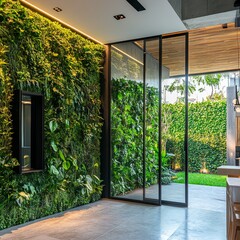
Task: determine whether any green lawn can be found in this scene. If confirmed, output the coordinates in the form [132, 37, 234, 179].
[173, 172, 227, 187]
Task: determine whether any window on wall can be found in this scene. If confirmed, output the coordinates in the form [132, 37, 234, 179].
[12, 90, 44, 173]
[22, 95, 32, 170]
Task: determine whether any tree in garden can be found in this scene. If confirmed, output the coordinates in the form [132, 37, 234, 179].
[165, 78, 197, 102]
[192, 74, 223, 100]
[165, 74, 224, 102]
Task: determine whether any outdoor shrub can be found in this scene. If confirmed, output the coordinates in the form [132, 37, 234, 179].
[166, 101, 226, 173]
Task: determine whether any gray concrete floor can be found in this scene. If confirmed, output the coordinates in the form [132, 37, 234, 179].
[0, 184, 226, 240]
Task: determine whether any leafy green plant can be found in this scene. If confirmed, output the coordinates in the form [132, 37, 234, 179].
[111, 78, 226, 196]
[111, 78, 177, 196]
[192, 74, 222, 99]
[0, 0, 103, 230]
[166, 100, 226, 172]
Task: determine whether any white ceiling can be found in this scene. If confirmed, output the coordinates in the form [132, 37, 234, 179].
[21, 0, 186, 44]
[184, 10, 236, 29]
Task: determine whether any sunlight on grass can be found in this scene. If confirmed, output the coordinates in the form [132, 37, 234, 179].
[173, 172, 227, 187]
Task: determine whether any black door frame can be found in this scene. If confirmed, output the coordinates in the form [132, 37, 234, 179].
[143, 37, 161, 205]
[161, 32, 189, 208]
[102, 32, 189, 207]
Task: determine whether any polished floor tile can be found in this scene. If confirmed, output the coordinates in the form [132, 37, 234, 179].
[0, 184, 226, 240]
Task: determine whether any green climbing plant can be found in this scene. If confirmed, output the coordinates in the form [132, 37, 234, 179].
[0, 0, 104, 230]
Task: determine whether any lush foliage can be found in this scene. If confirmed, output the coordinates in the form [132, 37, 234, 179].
[111, 78, 143, 195]
[167, 100, 226, 172]
[0, 0, 104, 229]
[111, 78, 226, 195]
[173, 172, 227, 187]
[111, 79, 175, 196]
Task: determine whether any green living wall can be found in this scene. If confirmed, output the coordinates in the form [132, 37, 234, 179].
[0, 0, 104, 229]
[111, 78, 173, 196]
[111, 78, 226, 195]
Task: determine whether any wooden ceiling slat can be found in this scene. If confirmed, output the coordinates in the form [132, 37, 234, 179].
[139, 22, 240, 76]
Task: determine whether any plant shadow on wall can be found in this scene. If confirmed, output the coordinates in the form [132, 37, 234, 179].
[0, 0, 104, 230]
[111, 77, 226, 196]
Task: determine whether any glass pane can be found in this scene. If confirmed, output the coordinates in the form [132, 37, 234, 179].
[144, 39, 160, 201]
[161, 35, 187, 203]
[22, 95, 31, 170]
[111, 41, 144, 201]
[188, 74, 227, 171]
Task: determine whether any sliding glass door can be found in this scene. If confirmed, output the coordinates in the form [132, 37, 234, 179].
[109, 33, 188, 207]
[110, 40, 145, 202]
[161, 34, 188, 206]
[143, 38, 160, 204]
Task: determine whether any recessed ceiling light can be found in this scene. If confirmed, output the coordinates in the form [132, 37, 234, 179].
[53, 7, 62, 12]
[114, 14, 126, 20]
[222, 23, 228, 29]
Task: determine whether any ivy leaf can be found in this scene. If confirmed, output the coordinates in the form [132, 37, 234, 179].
[50, 165, 59, 175]
[49, 120, 58, 133]
[65, 119, 70, 127]
[63, 161, 71, 170]
[59, 150, 66, 161]
[51, 141, 58, 152]
[70, 156, 78, 170]
[93, 175, 101, 183]
[86, 175, 93, 184]
[85, 182, 93, 192]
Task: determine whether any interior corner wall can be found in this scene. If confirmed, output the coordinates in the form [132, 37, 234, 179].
[227, 86, 236, 165]
[168, 0, 182, 19]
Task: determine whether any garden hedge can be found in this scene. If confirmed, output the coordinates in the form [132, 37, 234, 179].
[0, 0, 104, 229]
[165, 100, 226, 173]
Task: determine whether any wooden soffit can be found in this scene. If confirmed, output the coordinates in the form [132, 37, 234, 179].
[141, 23, 240, 77]
[188, 22, 239, 76]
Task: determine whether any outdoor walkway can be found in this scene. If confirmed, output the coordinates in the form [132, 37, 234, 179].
[0, 184, 226, 240]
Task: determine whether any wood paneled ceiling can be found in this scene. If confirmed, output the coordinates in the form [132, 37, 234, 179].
[188, 22, 239, 76]
[141, 23, 240, 77]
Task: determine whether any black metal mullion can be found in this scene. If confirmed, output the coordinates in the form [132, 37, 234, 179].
[100, 45, 111, 198]
[107, 33, 189, 207]
[143, 40, 146, 200]
[160, 33, 189, 208]
[159, 36, 162, 206]
[111, 196, 160, 206]
[185, 33, 189, 207]
[108, 45, 112, 198]
[161, 200, 188, 208]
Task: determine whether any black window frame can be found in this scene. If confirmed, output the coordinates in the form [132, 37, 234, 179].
[12, 90, 44, 174]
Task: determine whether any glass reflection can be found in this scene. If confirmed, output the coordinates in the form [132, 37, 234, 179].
[21, 95, 31, 170]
